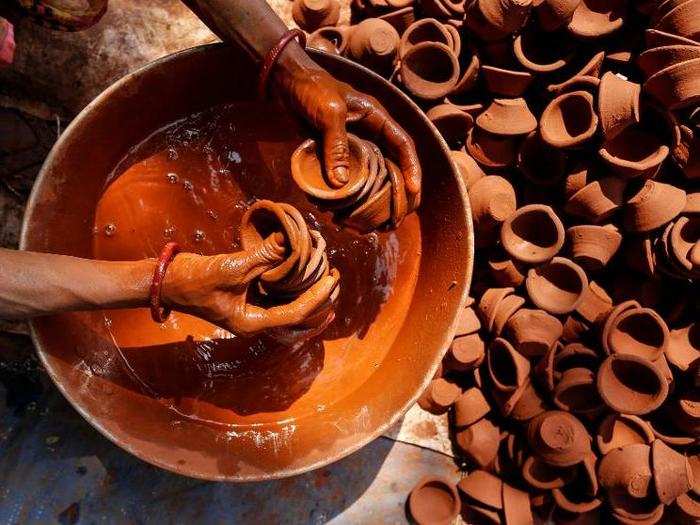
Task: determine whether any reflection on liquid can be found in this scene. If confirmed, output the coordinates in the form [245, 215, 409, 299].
[91, 102, 421, 427]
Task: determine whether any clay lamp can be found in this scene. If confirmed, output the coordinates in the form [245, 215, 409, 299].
[308, 26, 350, 55]
[487, 337, 531, 393]
[564, 176, 626, 224]
[417, 377, 461, 414]
[399, 41, 460, 101]
[454, 387, 491, 428]
[466, 127, 520, 169]
[421, 0, 466, 20]
[622, 180, 687, 233]
[540, 91, 598, 149]
[598, 443, 653, 499]
[292, 0, 340, 32]
[670, 215, 700, 272]
[566, 224, 622, 272]
[645, 27, 700, 48]
[513, 29, 576, 73]
[517, 131, 567, 187]
[464, 0, 532, 42]
[553, 367, 605, 417]
[522, 455, 576, 490]
[469, 175, 517, 246]
[597, 72, 641, 140]
[551, 455, 602, 514]
[480, 65, 535, 97]
[377, 6, 416, 35]
[446, 333, 485, 371]
[398, 18, 453, 58]
[652, 438, 694, 505]
[598, 125, 670, 179]
[526, 257, 589, 315]
[504, 308, 563, 358]
[573, 281, 613, 324]
[408, 476, 461, 525]
[637, 45, 700, 78]
[458, 469, 503, 514]
[509, 379, 548, 422]
[500, 204, 565, 264]
[596, 413, 655, 455]
[600, 299, 640, 343]
[609, 493, 665, 525]
[453, 305, 482, 337]
[647, 407, 697, 447]
[455, 418, 500, 468]
[535, 0, 581, 31]
[526, 410, 592, 467]
[667, 322, 699, 371]
[596, 354, 669, 415]
[487, 251, 527, 287]
[654, 0, 700, 43]
[501, 481, 534, 525]
[643, 58, 700, 110]
[426, 104, 474, 148]
[567, 0, 625, 39]
[605, 306, 669, 361]
[476, 98, 538, 137]
[346, 18, 400, 73]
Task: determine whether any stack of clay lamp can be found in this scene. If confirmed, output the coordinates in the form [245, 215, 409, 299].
[293, 0, 700, 523]
[240, 200, 339, 326]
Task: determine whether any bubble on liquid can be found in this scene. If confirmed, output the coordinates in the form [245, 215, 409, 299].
[193, 229, 206, 242]
[183, 180, 194, 191]
[227, 150, 242, 163]
[164, 226, 176, 239]
[206, 209, 219, 221]
[166, 172, 179, 184]
[104, 223, 117, 237]
[92, 226, 99, 236]
[167, 147, 178, 160]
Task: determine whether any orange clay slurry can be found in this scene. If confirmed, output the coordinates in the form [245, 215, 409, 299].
[91, 101, 421, 428]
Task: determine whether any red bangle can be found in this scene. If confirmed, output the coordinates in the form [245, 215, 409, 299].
[150, 242, 181, 323]
[258, 28, 307, 99]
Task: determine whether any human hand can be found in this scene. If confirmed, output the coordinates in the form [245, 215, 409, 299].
[161, 233, 340, 337]
[275, 63, 422, 223]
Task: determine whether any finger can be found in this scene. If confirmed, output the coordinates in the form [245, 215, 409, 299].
[266, 310, 336, 346]
[227, 232, 287, 284]
[354, 102, 422, 209]
[321, 101, 351, 189]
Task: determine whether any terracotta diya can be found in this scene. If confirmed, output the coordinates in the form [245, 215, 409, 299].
[408, 476, 461, 525]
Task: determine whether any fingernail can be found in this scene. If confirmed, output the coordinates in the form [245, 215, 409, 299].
[334, 166, 349, 184]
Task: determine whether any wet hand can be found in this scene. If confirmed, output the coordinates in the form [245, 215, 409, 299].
[161, 234, 340, 336]
[276, 65, 422, 222]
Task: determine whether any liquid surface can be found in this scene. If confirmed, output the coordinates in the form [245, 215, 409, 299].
[92, 102, 421, 428]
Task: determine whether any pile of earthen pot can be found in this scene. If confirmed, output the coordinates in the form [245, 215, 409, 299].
[291, 0, 699, 522]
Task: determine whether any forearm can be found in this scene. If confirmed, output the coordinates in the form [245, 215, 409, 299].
[0, 249, 156, 319]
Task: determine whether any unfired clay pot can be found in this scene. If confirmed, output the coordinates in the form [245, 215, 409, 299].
[469, 175, 517, 245]
[597, 72, 641, 140]
[500, 204, 565, 264]
[597, 443, 653, 499]
[454, 386, 491, 428]
[450, 149, 485, 189]
[622, 180, 687, 232]
[596, 413, 655, 455]
[417, 377, 462, 414]
[398, 41, 460, 100]
[408, 476, 462, 525]
[504, 308, 563, 357]
[637, 45, 700, 78]
[564, 176, 626, 224]
[426, 103, 474, 147]
[540, 91, 599, 149]
[292, 0, 341, 32]
[476, 98, 538, 136]
[346, 18, 401, 72]
[652, 438, 694, 505]
[481, 65, 535, 97]
[455, 418, 501, 468]
[536, 0, 581, 31]
[596, 353, 669, 415]
[567, 224, 622, 272]
[606, 306, 669, 361]
[525, 257, 589, 315]
[492, 293, 526, 336]
[487, 337, 531, 392]
[526, 410, 592, 467]
[398, 17, 453, 58]
[643, 57, 700, 110]
[517, 131, 567, 187]
[464, 0, 533, 42]
[567, 0, 626, 39]
[308, 26, 350, 55]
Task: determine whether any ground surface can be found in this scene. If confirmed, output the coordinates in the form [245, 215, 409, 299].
[0, 2, 461, 523]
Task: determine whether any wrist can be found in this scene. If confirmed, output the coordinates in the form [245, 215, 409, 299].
[272, 42, 321, 87]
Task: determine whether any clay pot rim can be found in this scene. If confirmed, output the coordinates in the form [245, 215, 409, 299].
[595, 413, 655, 455]
[553, 367, 602, 414]
[645, 28, 700, 48]
[644, 57, 700, 110]
[637, 44, 700, 77]
[465, 127, 518, 169]
[607, 306, 669, 361]
[399, 41, 460, 100]
[500, 204, 566, 264]
[521, 455, 575, 490]
[567, 0, 626, 39]
[597, 72, 641, 140]
[596, 353, 669, 415]
[487, 336, 530, 392]
[398, 17, 452, 58]
[476, 98, 538, 137]
[540, 90, 599, 149]
[310, 25, 350, 53]
[513, 31, 574, 73]
[526, 257, 588, 315]
[598, 130, 670, 173]
[670, 215, 699, 270]
[408, 475, 462, 523]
